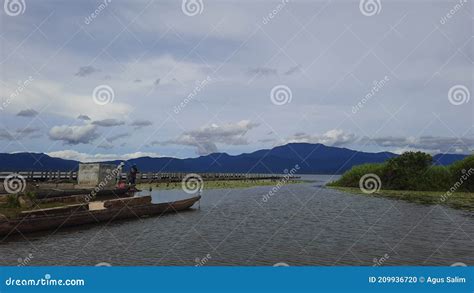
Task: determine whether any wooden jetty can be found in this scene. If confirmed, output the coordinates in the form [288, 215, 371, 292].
[0, 171, 297, 183]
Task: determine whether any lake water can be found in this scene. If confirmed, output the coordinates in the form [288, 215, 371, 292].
[1, 175, 473, 266]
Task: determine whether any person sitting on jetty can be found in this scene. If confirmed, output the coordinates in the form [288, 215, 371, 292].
[129, 164, 139, 185]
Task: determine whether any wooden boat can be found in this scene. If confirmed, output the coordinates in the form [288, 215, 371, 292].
[0, 196, 200, 237]
[32, 187, 133, 199]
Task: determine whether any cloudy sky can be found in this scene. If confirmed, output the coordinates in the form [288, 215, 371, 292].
[0, 0, 473, 161]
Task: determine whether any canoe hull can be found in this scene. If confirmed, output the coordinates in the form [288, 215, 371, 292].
[0, 196, 200, 237]
[32, 187, 132, 199]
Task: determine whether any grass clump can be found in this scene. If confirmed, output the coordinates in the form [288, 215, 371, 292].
[331, 187, 474, 211]
[5, 194, 20, 208]
[138, 179, 303, 191]
[328, 152, 474, 210]
[329, 152, 474, 192]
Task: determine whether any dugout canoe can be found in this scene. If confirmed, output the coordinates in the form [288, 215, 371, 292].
[0, 195, 200, 237]
[32, 187, 133, 199]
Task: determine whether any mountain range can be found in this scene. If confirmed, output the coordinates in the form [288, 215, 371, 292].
[0, 143, 468, 174]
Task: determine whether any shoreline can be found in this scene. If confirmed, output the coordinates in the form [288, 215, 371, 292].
[329, 186, 474, 211]
[138, 179, 305, 191]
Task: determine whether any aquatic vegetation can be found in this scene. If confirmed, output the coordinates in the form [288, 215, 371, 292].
[329, 152, 474, 211]
[138, 179, 303, 191]
[5, 194, 20, 208]
[330, 187, 474, 211]
[329, 152, 473, 192]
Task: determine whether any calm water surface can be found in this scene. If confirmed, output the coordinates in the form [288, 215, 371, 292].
[1, 175, 473, 266]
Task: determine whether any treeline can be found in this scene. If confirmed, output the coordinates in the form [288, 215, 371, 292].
[329, 152, 474, 192]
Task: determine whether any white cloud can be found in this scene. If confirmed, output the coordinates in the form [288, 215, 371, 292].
[75, 66, 100, 77]
[77, 114, 91, 121]
[16, 127, 42, 139]
[107, 133, 131, 142]
[367, 136, 474, 154]
[161, 120, 259, 155]
[0, 129, 14, 140]
[47, 150, 160, 162]
[124, 55, 208, 87]
[92, 119, 125, 127]
[3, 79, 132, 120]
[247, 67, 278, 77]
[48, 124, 99, 145]
[283, 131, 474, 154]
[17, 109, 39, 117]
[0, 127, 42, 140]
[286, 129, 357, 146]
[130, 119, 153, 129]
[97, 140, 114, 149]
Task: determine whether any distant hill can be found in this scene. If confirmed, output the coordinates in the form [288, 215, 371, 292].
[0, 143, 469, 174]
[0, 153, 78, 172]
[432, 154, 469, 166]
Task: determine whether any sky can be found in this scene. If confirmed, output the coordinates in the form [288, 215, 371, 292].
[0, 0, 473, 162]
